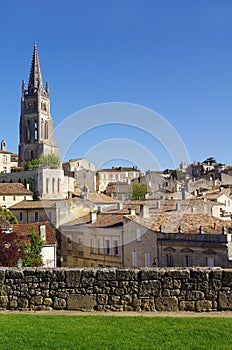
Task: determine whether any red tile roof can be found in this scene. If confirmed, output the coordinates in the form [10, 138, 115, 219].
[12, 222, 56, 245]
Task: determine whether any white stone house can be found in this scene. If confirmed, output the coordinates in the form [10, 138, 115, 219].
[0, 183, 33, 208]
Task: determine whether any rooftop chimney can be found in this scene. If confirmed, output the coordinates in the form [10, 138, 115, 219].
[128, 208, 136, 216]
[176, 202, 180, 211]
[40, 225, 46, 241]
[141, 204, 149, 218]
[90, 211, 97, 223]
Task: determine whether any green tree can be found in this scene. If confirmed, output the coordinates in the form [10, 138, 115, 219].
[203, 157, 217, 165]
[132, 184, 147, 200]
[0, 208, 18, 224]
[39, 154, 61, 169]
[21, 227, 43, 267]
[24, 158, 40, 171]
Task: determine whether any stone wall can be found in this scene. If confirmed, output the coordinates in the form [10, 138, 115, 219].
[0, 268, 232, 312]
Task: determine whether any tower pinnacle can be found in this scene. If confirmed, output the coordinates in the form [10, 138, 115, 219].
[28, 40, 44, 94]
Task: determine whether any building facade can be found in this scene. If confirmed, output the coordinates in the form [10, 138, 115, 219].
[97, 166, 140, 192]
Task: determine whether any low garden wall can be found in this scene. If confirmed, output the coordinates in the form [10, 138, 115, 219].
[0, 267, 232, 312]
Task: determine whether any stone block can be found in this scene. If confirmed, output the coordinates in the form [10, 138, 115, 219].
[121, 294, 132, 305]
[155, 297, 178, 312]
[139, 280, 161, 297]
[167, 269, 190, 279]
[96, 294, 108, 305]
[209, 279, 222, 291]
[186, 291, 205, 301]
[190, 269, 210, 280]
[18, 297, 29, 309]
[195, 300, 212, 312]
[31, 296, 43, 305]
[0, 296, 8, 308]
[116, 269, 138, 281]
[162, 277, 173, 289]
[9, 299, 18, 309]
[109, 295, 121, 305]
[218, 291, 232, 310]
[54, 297, 66, 309]
[0, 269, 5, 282]
[44, 298, 53, 306]
[141, 298, 155, 311]
[222, 270, 232, 287]
[179, 301, 195, 311]
[5, 269, 23, 280]
[53, 269, 65, 281]
[97, 269, 116, 281]
[66, 270, 81, 288]
[36, 269, 53, 281]
[67, 294, 96, 311]
[139, 268, 160, 280]
[209, 269, 222, 280]
[173, 279, 181, 289]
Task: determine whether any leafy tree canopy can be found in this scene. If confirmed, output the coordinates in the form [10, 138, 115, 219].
[21, 226, 43, 267]
[132, 184, 147, 200]
[39, 154, 61, 169]
[203, 157, 217, 165]
[24, 154, 61, 171]
[0, 208, 18, 224]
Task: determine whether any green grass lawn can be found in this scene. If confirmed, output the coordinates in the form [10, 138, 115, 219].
[0, 314, 231, 350]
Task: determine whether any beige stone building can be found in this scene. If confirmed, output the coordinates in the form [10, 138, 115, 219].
[0, 183, 33, 208]
[125, 209, 232, 268]
[63, 158, 96, 192]
[97, 166, 140, 192]
[0, 140, 18, 173]
[58, 208, 157, 268]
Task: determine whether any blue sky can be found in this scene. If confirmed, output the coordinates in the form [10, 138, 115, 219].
[0, 1, 232, 171]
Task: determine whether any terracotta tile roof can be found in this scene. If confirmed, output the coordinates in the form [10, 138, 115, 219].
[203, 192, 229, 200]
[86, 192, 120, 203]
[0, 150, 14, 155]
[12, 221, 56, 245]
[125, 213, 232, 234]
[62, 212, 123, 228]
[0, 183, 33, 195]
[9, 200, 57, 210]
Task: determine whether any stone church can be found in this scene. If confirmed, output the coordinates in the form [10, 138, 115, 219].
[0, 41, 75, 201]
[18, 41, 59, 165]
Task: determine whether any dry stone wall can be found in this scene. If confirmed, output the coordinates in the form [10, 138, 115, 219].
[0, 267, 232, 312]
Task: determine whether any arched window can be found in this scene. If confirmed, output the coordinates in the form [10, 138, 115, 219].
[30, 150, 34, 159]
[34, 120, 38, 141]
[46, 178, 49, 193]
[41, 119, 44, 139]
[45, 121, 48, 139]
[57, 178, 60, 193]
[27, 120, 30, 142]
[52, 178, 55, 194]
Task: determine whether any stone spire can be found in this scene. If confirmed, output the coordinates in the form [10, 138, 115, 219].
[28, 40, 43, 94]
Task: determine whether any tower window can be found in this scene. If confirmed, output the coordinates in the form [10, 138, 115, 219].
[34, 121, 38, 141]
[27, 120, 31, 142]
[45, 121, 48, 139]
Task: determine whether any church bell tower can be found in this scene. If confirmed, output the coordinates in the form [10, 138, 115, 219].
[18, 41, 59, 166]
